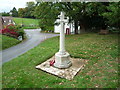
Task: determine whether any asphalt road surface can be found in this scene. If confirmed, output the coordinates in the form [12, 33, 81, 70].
[1, 29, 59, 64]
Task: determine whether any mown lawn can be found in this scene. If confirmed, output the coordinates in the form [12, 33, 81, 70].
[0, 35, 20, 50]
[13, 18, 39, 28]
[2, 33, 118, 88]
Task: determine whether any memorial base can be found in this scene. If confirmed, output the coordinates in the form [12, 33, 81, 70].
[54, 52, 72, 69]
[36, 56, 88, 80]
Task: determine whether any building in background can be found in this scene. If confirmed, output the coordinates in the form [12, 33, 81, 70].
[2, 16, 15, 26]
[0, 16, 15, 30]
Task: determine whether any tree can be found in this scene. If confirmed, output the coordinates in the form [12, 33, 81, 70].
[18, 2, 35, 18]
[26, 1, 35, 9]
[33, 2, 59, 31]
[1, 12, 10, 16]
[58, 2, 111, 33]
[85, 2, 108, 31]
[53, 2, 87, 34]
[102, 2, 120, 29]
[34, 1, 119, 33]
[25, 1, 35, 18]
[10, 7, 18, 17]
[18, 8, 25, 18]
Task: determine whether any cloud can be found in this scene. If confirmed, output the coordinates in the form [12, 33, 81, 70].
[0, 0, 36, 12]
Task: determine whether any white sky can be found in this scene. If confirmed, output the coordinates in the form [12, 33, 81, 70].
[0, 0, 36, 13]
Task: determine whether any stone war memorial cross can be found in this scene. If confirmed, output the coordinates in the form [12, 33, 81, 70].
[36, 11, 87, 80]
[54, 11, 72, 68]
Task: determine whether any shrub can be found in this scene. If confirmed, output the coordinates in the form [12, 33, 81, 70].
[0, 24, 25, 39]
[17, 28, 25, 39]
[1, 27, 18, 38]
[6, 24, 15, 30]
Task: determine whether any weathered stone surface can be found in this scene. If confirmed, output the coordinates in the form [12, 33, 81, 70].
[54, 52, 72, 69]
[36, 56, 88, 80]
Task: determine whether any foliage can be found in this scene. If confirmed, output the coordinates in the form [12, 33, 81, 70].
[32, 2, 119, 33]
[69, 2, 118, 32]
[2, 33, 118, 88]
[18, 8, 25, 18]
[1, 12, 10, 16]
[53, 2, 109, 33]
[16, 25, 25, 39]
[1, 24, 18, 38]
[0, 24, 25, 39]
[33, 2, 59, 31]
[24, 2, 36, 18]
[59, 2, 85, 34]
[0, 35, 20, 50]
[10, 1, 120, 33]
[85, 2, 108, 30]
[10, 7, 18, 17]
[102, 2, 120, 29]
[18, 2, 35, 18]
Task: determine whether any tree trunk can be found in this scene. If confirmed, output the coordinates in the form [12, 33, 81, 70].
[80, 24, 86, 34]
[74, 21, 78, 34]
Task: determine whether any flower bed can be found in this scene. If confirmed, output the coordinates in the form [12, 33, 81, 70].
[0, 24, 25, 39]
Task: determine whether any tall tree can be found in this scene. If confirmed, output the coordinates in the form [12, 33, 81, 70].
[10, 7, 18, 17]
[18, 2, 35, 18]
[33, 2, 59, 31]
[25, 1, 35, 18]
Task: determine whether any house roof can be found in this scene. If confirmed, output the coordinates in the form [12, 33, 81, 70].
[2, 16, 13, 26]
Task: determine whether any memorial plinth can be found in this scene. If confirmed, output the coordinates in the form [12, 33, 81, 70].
[36, 56, 88, 80]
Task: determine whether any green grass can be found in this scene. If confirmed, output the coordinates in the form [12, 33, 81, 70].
[0, 35, 20, 50]
[13, 18, 39, 26]
[2, 33, 118, 88]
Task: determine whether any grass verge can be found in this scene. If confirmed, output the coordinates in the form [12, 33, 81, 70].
[0, 35, 21, 50]
[2, 33, 118, 88]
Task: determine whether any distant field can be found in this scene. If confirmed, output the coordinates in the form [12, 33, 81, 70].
[13, 18, 39, 27]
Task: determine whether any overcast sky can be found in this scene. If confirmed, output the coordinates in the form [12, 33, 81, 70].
[0, 0, 36, 13]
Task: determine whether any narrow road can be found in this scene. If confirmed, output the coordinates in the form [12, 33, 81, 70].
[1, 29, 59, 64]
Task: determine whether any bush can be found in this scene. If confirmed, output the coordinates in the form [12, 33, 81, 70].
[17, 28, 25, 39]
[0, 24, 25, 39]
[1, 27, 18, 38]
[40, 26, 54, 32]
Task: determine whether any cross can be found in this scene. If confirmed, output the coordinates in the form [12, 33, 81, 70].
[58, 11, 68, 55]
[54, 11, 72, 69]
